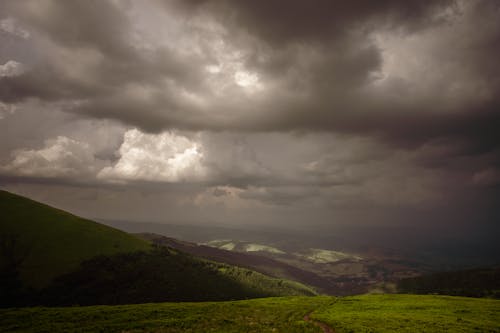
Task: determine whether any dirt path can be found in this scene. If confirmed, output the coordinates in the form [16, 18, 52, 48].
[303, 313, 335, 333]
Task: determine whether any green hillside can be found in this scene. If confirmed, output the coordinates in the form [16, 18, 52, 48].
[1, 190, 315, 307]
[1, 295, 499, 332]
[0, 190, 151, 288]
[40, 247, 316, 306]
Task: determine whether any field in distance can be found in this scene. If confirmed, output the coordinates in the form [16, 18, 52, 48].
[1, 294, 499, 332]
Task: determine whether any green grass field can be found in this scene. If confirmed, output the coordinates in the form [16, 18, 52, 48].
[0, 297, 333, 333]
[1, 295, 498, 332]
[0, 190, 151, 288]
[312, 294, 500, 332]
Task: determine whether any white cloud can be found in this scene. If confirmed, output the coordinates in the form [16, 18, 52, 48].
[98, 129, 207, 182]
[2, 136, 99, 177]
[0, 60, 25, 77]
[0, 17, 30, 39]
[234, 70, 260, 89]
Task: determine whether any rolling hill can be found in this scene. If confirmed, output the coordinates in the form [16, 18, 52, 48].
[141, 233, 429, 296]
[138, 233, 338, 294]
[0, 190, 151, 289]
[40, 247, 316, 306]
[0, 190, 316, 307]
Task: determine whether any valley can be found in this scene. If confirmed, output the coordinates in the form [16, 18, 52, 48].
[140, 233, 427, 296]
[1, 190, 499, 332]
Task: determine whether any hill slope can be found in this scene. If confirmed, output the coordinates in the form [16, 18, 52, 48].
[40, 247, 316, 306]
[1, 190, 315, 307]
[1, 295, 499, 332]
[138, 233, 337, 294]
[0, 190, 151, 288]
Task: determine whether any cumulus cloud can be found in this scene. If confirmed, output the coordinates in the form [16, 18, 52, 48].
[98, 129, 207, 182]
[0, 60, 24, 77]
[2, 136, 101, 178]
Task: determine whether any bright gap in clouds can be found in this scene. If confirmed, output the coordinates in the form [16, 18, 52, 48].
[234, 70, 259, 88]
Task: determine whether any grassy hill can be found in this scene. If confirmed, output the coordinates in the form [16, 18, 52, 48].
[1, 295, 498, 332]
[0, 190, 151, 289]
[1, 190, 315, 307]
[40, 247, 316, 306]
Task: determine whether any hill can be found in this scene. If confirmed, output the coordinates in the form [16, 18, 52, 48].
[1, 295, 499, 332]
[0, 190, 315, 307]
[140, 234, 433, 296]
[40, 247, 316, 306]
[0, 190, 150, 289]
[397, 267, 500, 298]
[138, 233, 338, 294]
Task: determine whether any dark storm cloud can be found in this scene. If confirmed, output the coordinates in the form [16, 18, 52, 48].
[0, 0, 210, 131]
[170, 0, 452, 44]
[0, 0, 498, 152]
[8, 0, 133, 58]
[0, 0, 499, 233]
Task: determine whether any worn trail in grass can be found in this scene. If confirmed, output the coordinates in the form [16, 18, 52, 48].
[304, 312, 335, 333]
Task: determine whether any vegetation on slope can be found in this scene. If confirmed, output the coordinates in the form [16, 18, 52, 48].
[2, 294, 499, 332]
[0, 297, 333, 333]
[397, 267, 500, 298]
[311, 294, 500, 332]
[0, 190, 150, 290]
[40, 247, 316, 306]
[139, 233, 337, 294]
[1, 190, 316, 307]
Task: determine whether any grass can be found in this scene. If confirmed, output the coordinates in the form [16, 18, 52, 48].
[0, 296, 333, 333]
[1, 294, 498, 332]
[0, 190, 151, 288]
[311, 294, 500, 332]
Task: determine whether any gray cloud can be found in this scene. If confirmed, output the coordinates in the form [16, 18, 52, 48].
[0, 0, 497, 151]
[169, 0, 452, 44]
[0, 0, 499, 245]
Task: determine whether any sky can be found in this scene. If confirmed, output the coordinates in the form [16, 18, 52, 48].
[1, 1, 499, 245]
